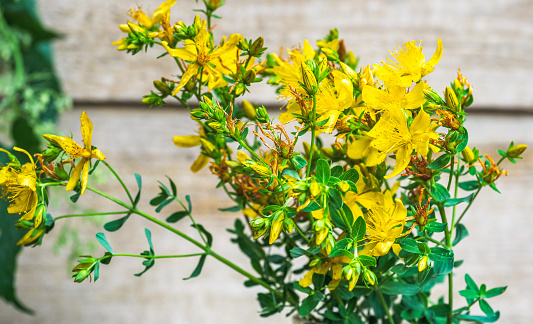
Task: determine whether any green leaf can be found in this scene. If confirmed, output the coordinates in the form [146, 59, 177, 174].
[358, 255, 376, 267]
[465, 273, 480, 293]
[428, 247, 453, 262]
[401, 308, 424, 320]
[312, 273, 325, 290]
[428, 154, 452, 170]
[456, 311, 500, 322]
[427, 304, 450, 317]
[103, 214, 131, 232]
[425, 222, 447, 233]
[453, 223, 469, 246]
[292, 155, 308, 170]
[329, 238, 353, 257]
[400, 238, 420, 254]
[459, 289, 480, 299]
[479, 299, 495, 316]
[301, 200, 322, 212]
[328, 188, 343, 209]
[299, 293, 323, 317]
[95, 232, 113, 254]
[218, 205, 242, 212]
[330, 165, 344, 178]
[70, 192, 81, 203]
[484, 286, 507, 298]
[135, 173, 142, 191]
[166, 211, 189, 223]
[433, 259, 454, 275]
[431, 183, 451, 202]
[144, 228, 154, 251]
[417, 242, 431, 255]
[185, 195, 193, 213]
[459, 180, 481, 191]
[183, 254, 207, 280]
[94, 262, 100, 282]
[281, 168, 301, 180]
[155, 198, 173, 213]
[456, 128, 469, 153]
[380, 281, 421, 296]
[352, 216, 366, 241]
[340, 168, 359, 183]
[444, 194, 474, 207]
[316, 159, 331, 184]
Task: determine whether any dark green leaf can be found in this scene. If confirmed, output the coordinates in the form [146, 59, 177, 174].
[218, 205, 242, 212]
[299, 293, 323, 317]
[427, 304, 450, 317]
[312, 273, 325, 290]
[144, 228, 154, 251]
[352, 216, 366, 241]
[465, 273, 480, 293]
[185, 195, 192, 213]
[358, 255, 376, 267]
[401, 308, 424, 320]
[316, 159, 331, 184]
[282, 169, 301, 180]
[331, 165, 343, 178]
[433, 259, 454, 275]
[340, 168, 359, 183]
[183, 254, 207, 280]
[95, 232, 113, 254]
[444, 194, 474, 207]
[155, 198, 173, 213]
[453, 224, 469, 246]
[456, 128, 469, 153]
[400, 238, 420, 254]
[456, 311, 500, 322]
[301, 200, 322, 212]
[103, 214, 130, 232]
[328, 189, 343, 209]
[70, 192, 81, 203]
[94, 262, 100, 282]
[329, 238, 353, 257]
[379, 280, 420, 296]
[429, 247, 453, 262]
[166, 211, 189, 223]
[425, 222, 447, 233]
[292, 155, 308, 170]
[459, 180, 481, 191]
[431, 183, 451, 202]
[417, 242, 431, 255]
[428, 154, 452, 170]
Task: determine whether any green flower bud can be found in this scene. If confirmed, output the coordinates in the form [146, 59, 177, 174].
[249, 36, 264, 56]
[301, 63, 317, 95]
[250, 217, 266, 230]
[243, 69, 256, 84]
[418, 255, 429, 272]
[507, 144, 527, 158]
[363, 269, 376, 286]
[233, 83, 246, 96]
[283, 217, 295, 233]
[256, 106, 270, 123]
[445, 86, 459, 111]
[153, 80, 171, 96]
[343, 266, 353, 280]
[423, 88, 446, 106]
[462, 146, 476, 164]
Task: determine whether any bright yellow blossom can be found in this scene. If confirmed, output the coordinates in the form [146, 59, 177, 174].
[128, 0, 177, 29]
[43, 111, 106, 195]
[373, 39, 443, 87]
[0, 147, 38, 220]
[367, 108, 438, 179]
[299, 254, 351, 290]
[363, 81, 428, 112]
[162, 27, 242, 95]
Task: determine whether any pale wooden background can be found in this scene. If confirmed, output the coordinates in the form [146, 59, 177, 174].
[1, 0, 532, 323]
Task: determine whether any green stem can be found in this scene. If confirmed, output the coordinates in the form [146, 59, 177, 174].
[339, 208, 353, 238]
[453, 187, 482, 229]
[375, 288, 395, 324]
[306, 96, 317, 178]
[84, 186, 296, 306]
[112, 253, 206, 259]
[447, 156, 455, 191]
[437, 204, 453, 324]
[423, 234, 446, 247]
[294, 223, 310, 244]
[450, 157, 461, 230]
[54, 211, 126, 221]
[103, 161, 134, 205]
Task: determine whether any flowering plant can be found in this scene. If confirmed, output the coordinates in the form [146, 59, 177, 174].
[1, 0, 527, 323]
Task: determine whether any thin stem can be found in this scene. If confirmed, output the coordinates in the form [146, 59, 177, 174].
[375, 288, 395, 324]
[453, 187, 482, 229]
[54, 211, 126, 221]
[339, 208, 353, 238]
[112, 253, 206, 259]
[306, 96, 317, 178]
[424, 234, 446, 247]
[294, 222, 310, 244]
[437, 204, 453, 324]
[103, 161, 134, 205]
[450, 157, 461, 229]
[447, 156, 455, 191]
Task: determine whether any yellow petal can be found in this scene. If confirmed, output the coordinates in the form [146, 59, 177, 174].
[384, 145, 412, 179]
[172, 63, 200, 95]
[80, 111, 93, 150]
[162, 41, 197, 61]
[426, 38, 443, 68]
[190, 154, 209, 173]
[44, 135, 85, 158]
[151, 0, 177, 26]
[80, 159, 90, 195]
[66, 158, 87, 191]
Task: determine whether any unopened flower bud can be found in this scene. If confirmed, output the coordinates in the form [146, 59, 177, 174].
[242, 100, 256, 120]
[507, 144, 527, 158]
[339, 62, 357, 83]
[283, 217, 295, 233]
[173, 135, 201, 148]
[250, 217, 266, 229]
[208, 122, 224, 133]
[453, 79, 462, 94]
[153, 80, 171, 96]
[33, 205, 46, 228]
[363, 269, 376, 286]
[127, 22, 145, 35]
[309, 258, 320, 267]
[301, 63, 317, 95]
[269, 215, 284, 244]
[445, 86, 459, 111]
[199, 138, 217, 156]
[249, 164, 271, 177]
[418, 255, 429, 272]
[233, 83, 246, 96]
[243, 69, 256, 84]
[256, 106, 270, 123]
[423, 88, 445, 106]
[250, 36, 264, 56]
[309, 180, 320, 197]
[462, 146, 476, 164]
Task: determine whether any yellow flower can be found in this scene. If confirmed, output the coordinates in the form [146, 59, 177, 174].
[128, 0, 177, 29]
[373, 39, 443, 87]
[362, 197, 407, 257]
[0, 147, 38, 220]
[43, 111, 106, 195]
[162, 27, 242, 95]
[299, 254, 351, 290]
[314, 70, 355, 133]
[362, 81, 428, 112]
[367, 108, 438, 179]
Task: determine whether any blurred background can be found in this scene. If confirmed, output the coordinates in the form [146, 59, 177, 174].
[1, 0, 532, 323]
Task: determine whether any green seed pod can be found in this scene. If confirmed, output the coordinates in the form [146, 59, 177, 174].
[233, 83, 246, 96]
[243, 69, 256, 84]
[153, 80, 171, 96]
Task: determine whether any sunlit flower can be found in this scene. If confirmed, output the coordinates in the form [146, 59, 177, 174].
[0, 147, 38, 220]
[43, 111, 106, 195]
[367, 108, 438, 179]
[128, 0, 177, 29]
[373, 39, 443, 87]
[362, 81, 428, 112]
[162, 27, 242, 95]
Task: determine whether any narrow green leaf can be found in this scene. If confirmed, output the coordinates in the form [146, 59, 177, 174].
[459, 289, 480, 299]
[166, 211, 189, 223]
[145, 228, 154, 251]
[316, 159, 331, 184]
[103, 214, 131, 232]
[94, 262, 100, 282]
[465, 273, 480, 293]
[185, 195, 192, 213]
[459, 180, 481, 191]
[425, 222, 447, 233]
[444, 194, 474, 207]
[135, 173, 142, 191]
[155, 198, 173, 213]
[428, 154, 451, 170]
[95, 232, 113, 254]
[479, 299, 495, 316]
[281, 168, 300, 180]
[453, 223, 469, 246]
[352, 216, 366, 241]
[218, 205, 242, 212]
[456, 311, 500, 323]
[183, 254, 207, 280]
[400, 238, 420, 254]
[484, 286, 507, 298]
